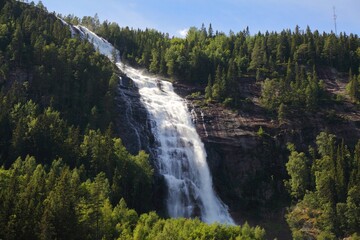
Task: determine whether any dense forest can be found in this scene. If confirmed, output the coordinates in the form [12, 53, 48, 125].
[62, 7, 360, 240]
[286, 133, 360, 239]
[64, 13, 360, 114]
[0, 1, 266, 239]
[2, 0, 360, 239]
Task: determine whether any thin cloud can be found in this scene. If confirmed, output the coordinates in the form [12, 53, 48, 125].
[41, 0, 360, 36]
[178, 28, 189, 38]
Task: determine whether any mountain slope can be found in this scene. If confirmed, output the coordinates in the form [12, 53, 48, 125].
[0, 1, 266, 239]
[176, 66, 360, 239]
[72, 8, 360, 239]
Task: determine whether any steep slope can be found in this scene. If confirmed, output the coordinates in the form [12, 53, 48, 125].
[3, 1, 360, 238]
[121, 65, 234, 224]
[73, 11, 360, 239]
[71, 23, 234, 224]
[174, 67, 360, 238]
[0, 2, 268, 240]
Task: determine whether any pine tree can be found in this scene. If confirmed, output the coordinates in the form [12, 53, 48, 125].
[285, 58, 293, 87]
[208, 23, 213, 38]
[335, 142, 347, 202]
[305, 68, 320, 110]
[345, 186, 360, 233]
[205, 74, 213, 99]
[350, 141, 360, 188]
[212, 66, 224, 101]
[285, 144, 309, 199]
[278, 103, 286, 124]
[249, 36, 265, 70]
[149, 48, 159, 73]
[347, 69, 359, 102]
[276, 31, 290, 63]
[227, 59, 238, 97]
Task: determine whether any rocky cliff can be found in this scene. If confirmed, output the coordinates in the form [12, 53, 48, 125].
[175, 80, 288, 210]
[174, 68, 360, 238]
[114, 73, 154, 155]
[117, 68, 360, 238]
[113, 72, 169, 213]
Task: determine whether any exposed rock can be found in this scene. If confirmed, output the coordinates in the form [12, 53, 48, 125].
[173, 69, 360, 239]
[115, 70, 360, 238]
[177, 86, 291, 238]
[113, 72, 168, 214]
[186, 98, 287, 209]
[113, 73, 155, 156]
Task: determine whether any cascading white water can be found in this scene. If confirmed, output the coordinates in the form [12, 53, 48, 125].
[119, 67, 234, 224]
[72, 24, 234, 224]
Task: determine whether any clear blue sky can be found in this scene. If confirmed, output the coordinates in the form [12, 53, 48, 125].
[40, 0, 360, 37]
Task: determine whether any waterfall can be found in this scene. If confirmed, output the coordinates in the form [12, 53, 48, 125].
[72, 24, 234, 224]
[120, 66, 234, 224]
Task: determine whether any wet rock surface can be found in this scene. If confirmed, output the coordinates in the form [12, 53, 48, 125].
[114, 73, 168, 214]
[114, 73, 155, 156]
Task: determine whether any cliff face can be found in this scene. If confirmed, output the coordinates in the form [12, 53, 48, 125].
[187, 97, 288, 211]
[109, 56, 359, 227]
[114, 74, 154, 155]
[175, 68, 360, 214]
[118, 68, 360, 238]
[113, 73, 170, 213]
[174, 69, 360, 238]
[115, 73, 286, 220]
[175, 81, 288, 213]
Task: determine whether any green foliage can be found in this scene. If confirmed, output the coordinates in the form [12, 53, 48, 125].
[249, 36, 266, 71]
[0, 0, 155, 221]
[257, 126, 265, 137]
[205, 74, 213, 99]
[190, 91, 201, 98]
[5, 1, 360, 239]
[286, 132, 360, 239]
[0, 5, 266, 240]
[277, 102, 286, 124]
[346, 69, 360, 102]
[0, 155, 266, 239]
[285, 143, 310, 199]
[260, 66, 322, 114]
[133, 217, 265, 240]
[260, 78, 280, 111]
[0, 1, 115, 131]
[223, 97, 234, 107]
[82, 17, 360, 111]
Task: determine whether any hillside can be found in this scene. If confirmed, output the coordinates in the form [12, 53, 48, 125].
[0, 1, 266, 239]
[1, 0, 360, 239]
[174, 66, 360, 238]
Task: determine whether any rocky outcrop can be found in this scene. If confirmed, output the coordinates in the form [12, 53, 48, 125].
[113, 73, 155, 156]
[115, 71, 360, 238]
[179, 91, 292, 238]
[174, 71, 360, 214]
[174, 80, 284, 208]
[113, 73, 168, 212]
[186, 96, 288, 211]
[174, 71, 360, 238]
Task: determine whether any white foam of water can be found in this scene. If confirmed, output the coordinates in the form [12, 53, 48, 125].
[73, 24, 234, 224]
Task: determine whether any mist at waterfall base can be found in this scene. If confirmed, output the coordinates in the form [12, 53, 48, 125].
[72, 24, 234, 225]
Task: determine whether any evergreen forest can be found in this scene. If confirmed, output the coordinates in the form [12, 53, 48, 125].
[67, 13, 360, 111]
[0, 1, 265, 239]
[1, 0, 360, 239]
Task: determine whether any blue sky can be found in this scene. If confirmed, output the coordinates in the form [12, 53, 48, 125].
[40, 0, 360, 37]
